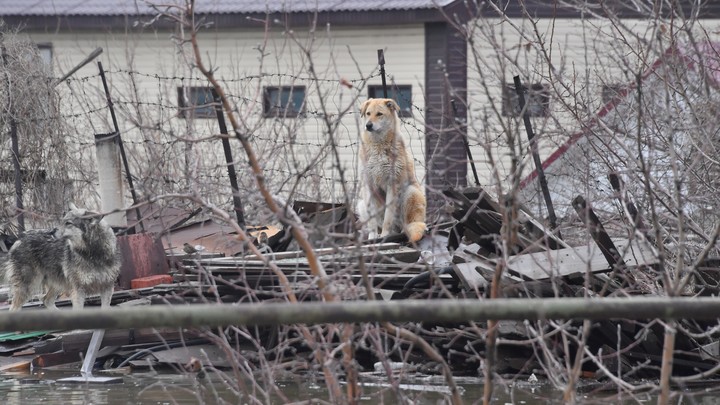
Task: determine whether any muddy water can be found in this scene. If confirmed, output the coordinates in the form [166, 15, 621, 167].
[0, 370, 718, 404]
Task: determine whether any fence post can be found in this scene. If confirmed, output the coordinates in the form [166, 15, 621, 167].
[377, 49, 388, 98]
[451, 98, 480, 186]
[97, 61, 144, 232]
[213, 91, 245, 230]
[513, 75, 560, 237]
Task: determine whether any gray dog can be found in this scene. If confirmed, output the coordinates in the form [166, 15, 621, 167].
[4, 204, 120, 311]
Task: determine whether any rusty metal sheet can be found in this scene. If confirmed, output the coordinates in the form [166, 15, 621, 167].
[117, 233, 169, 290]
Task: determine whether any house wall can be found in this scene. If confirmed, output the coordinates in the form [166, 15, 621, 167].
[465, 16, 720, 202]
[22, 23, 427, 212]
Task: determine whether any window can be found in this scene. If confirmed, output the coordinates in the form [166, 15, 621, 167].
[601, 84, 625, 104]
[263, 86, 306, 118]
[36, 43, 53, 67]
[368, 85, 412, 117]
[501, 82, 550, 117]
[177, 86, 216, 119]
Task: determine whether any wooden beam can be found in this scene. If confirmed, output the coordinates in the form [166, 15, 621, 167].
[572, 196, 625, 271]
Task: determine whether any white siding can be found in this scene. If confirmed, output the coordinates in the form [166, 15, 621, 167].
[466, 16, 720, 196]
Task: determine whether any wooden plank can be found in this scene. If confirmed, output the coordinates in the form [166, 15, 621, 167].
[201, 242, 403, 263]
[32, 350, 82, 368]
[190, 249, 423, 274]
[452, 262, 488, 290]
[0, 358, 32, 372]
[151, 344, 233, 368]
[503, 238, 658, 280]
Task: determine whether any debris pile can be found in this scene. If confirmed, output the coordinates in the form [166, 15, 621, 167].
[0, 188, 718, 383]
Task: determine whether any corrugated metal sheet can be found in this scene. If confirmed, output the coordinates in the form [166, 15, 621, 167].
[1, 0, 458, 16]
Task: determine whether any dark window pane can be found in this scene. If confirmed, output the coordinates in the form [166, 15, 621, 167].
[368, 85, 412, 117]
[502, 82, 550, 117]
[177, 86, 216, 119]
[601, 84, 625, 104]
[263, 86, 305, 118]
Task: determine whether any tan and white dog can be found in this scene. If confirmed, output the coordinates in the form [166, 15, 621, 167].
[356, 98, 426, 242]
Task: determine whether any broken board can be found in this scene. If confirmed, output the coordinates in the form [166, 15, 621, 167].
[503, 238, 658, 280]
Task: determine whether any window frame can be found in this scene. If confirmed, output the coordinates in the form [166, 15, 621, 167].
[263, 85, 306, 118]
[367, 84, 413, 117]
[177, 86, 217, 119]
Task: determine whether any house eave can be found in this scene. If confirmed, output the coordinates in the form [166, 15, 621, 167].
[1, 5, 473, 32]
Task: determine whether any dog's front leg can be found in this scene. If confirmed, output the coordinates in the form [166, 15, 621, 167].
[71, 290, 86, 310]
[99, 288, 113, 308]
[381, 187, 396, 236]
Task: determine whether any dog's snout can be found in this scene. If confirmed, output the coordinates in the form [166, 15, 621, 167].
[365, 122, 373, 131]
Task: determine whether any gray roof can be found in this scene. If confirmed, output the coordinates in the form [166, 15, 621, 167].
[1, 0, 458, 16]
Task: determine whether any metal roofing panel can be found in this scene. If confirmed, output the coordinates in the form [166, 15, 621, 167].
[1, 0, 458, 16]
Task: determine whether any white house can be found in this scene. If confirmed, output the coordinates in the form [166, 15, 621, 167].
[2, 0, 720, 230]
[0, 0, 471, 224]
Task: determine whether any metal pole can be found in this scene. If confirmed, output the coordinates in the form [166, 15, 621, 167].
[213, 91, 246, 230]
[513, 75, 560, 237]
[377, 49, 388, 98]
[97, 61, 144, 232]
[4, 298, 720, 332]
[52, 47, 103, 87]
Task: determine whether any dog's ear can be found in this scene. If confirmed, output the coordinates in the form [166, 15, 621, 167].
[385, 99, 400, 113]
[360, 99, 372, 116]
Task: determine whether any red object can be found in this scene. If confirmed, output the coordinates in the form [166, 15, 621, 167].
[117, 233, 170, 289]
[131, 274, 173, 289]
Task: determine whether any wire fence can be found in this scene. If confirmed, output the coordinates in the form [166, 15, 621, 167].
[0, 62, 461, 230]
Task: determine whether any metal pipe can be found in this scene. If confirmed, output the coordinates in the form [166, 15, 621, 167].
[1, 297, 720, 332]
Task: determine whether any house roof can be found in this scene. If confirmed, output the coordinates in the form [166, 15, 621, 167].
[3, 1, 719, 31]
[2, 0, 458, 16]
[0, 0, 472, 30]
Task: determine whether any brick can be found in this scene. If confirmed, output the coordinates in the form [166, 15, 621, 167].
[131, 274, 173, 289]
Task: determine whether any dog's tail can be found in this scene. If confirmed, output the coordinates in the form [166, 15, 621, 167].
[405, 221, 427, 243]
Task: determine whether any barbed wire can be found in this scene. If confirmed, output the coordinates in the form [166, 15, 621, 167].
[21, 67, 438, 148]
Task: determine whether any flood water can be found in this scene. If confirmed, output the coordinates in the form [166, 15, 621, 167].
[1, 369, 720, 404]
